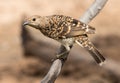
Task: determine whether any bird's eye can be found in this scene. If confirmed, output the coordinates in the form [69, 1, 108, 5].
[32, 18, 36, 21]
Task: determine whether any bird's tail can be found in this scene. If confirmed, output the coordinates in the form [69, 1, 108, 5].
[75, 36, 105, 66]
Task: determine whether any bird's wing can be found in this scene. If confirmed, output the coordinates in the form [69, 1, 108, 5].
[60, 19, 95, 38]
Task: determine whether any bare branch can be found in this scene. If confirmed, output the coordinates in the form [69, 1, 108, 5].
[41, 59, 63, 83]
[41, 0, 108, 83]
[41, 45, 68, 83]
[80, 0, 108, 24]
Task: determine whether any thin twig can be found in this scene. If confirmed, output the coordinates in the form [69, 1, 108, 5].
[41, 0, 108, 83]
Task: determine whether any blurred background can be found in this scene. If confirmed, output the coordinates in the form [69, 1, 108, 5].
[0, 0, 120, 83]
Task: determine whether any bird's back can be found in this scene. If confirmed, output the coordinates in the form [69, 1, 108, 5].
[45, 15, 95, 39]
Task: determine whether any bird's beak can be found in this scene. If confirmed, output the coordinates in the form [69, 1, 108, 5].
[23, 21, 29, 26]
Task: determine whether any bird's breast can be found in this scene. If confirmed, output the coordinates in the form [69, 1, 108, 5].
[57, 38, 75, 46]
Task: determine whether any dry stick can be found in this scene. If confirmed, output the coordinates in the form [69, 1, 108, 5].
[41, 45, 68, 83]
[80, 0, 108, 24]
[41, 0, 108, 83]
[41, 59, 63, 83]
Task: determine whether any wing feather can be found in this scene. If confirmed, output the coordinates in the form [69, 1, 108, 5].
[61, 19, 95, 38]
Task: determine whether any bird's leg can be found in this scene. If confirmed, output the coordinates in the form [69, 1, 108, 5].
[56, 45, 72, 61]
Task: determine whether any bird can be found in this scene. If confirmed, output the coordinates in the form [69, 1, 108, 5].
[23, 15, 105, 65]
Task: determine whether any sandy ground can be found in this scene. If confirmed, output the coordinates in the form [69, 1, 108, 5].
[0, 0, 120, 83]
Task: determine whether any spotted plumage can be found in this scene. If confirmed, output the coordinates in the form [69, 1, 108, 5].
[23, 15, 105, 65]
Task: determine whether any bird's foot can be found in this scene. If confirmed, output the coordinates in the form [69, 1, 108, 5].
[56, 52, 69, 61]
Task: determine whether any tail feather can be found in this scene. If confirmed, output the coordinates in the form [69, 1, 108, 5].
[88, 50, 102, 64]
[75, 37, 105, 65]
[88, 46, 105, 65]
[92, 46, 105, 62]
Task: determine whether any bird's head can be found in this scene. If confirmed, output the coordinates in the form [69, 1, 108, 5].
[23, 15, 45, 29]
